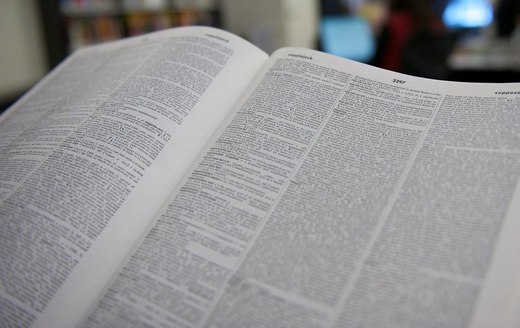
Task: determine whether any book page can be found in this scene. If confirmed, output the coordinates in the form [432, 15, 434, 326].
[84, 48, 520, 328]
[469, 181, 520, 328]
[0, 26, 267, 327]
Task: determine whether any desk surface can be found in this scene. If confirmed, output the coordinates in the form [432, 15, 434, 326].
[448, 34, 520, 72]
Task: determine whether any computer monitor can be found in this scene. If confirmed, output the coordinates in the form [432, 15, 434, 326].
[442, 0, 493, 29]
[320, 15, 375, 62]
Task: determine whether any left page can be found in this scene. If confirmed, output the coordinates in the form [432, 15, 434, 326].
[0, 26, 268, 327]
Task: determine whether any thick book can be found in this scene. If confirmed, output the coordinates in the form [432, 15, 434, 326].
[1, 26, 520, 328]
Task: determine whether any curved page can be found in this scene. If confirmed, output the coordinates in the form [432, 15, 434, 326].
[0, 26, 267, 328]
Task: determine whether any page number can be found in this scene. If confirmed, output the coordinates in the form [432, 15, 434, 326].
[392, 79, 406, 84]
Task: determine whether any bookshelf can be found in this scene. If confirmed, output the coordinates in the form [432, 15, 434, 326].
[39, 0, 221, 67]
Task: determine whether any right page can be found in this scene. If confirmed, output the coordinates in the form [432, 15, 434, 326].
[84, 48, 520, 328]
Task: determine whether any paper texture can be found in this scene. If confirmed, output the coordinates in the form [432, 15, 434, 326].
[1, 27, 519, 328]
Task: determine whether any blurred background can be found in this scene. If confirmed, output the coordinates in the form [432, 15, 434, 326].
[1, 0, 519, 112]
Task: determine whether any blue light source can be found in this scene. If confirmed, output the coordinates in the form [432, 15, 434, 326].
[442, 0, 494, 29]
[320, 16, 375, 62]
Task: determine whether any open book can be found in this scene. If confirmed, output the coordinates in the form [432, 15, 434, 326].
[1, 26, 520, 328]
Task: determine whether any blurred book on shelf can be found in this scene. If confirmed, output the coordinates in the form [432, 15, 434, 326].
[58, 0, 220, 51]
[125, 12, 174, 36]
[67, 16, 124, 49]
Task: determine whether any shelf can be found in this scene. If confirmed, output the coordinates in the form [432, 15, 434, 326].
[60, 0, 122, 17]
[58, 0, 220, 51]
